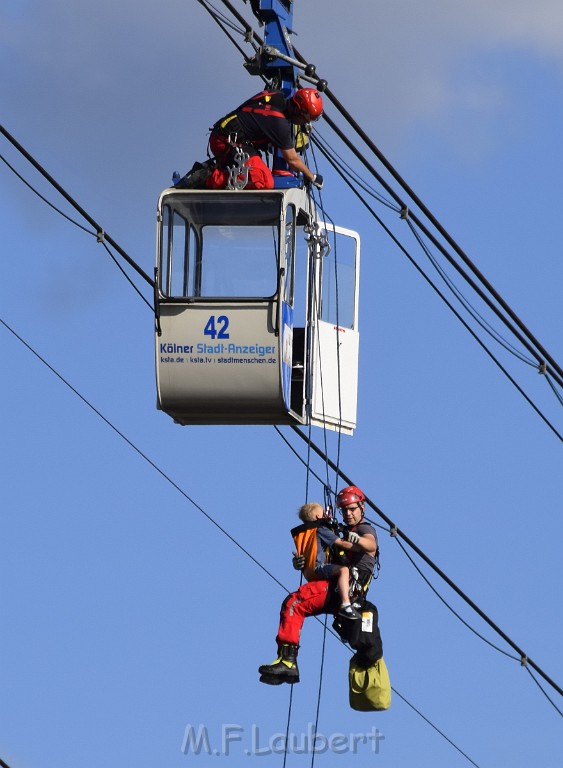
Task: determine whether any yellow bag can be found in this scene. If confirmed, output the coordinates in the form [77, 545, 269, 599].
[349, 656, 391, 711]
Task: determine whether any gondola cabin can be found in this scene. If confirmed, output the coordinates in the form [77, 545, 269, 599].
[155, 187, 360, 434]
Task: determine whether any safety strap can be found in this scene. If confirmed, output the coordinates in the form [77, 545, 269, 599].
[241, 105, 286, 119]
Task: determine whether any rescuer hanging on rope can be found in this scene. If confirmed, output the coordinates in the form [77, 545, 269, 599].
[176, 88, 325, 190]
[259, 486, 378, 685]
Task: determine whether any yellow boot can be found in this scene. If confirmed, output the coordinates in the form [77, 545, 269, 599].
[258, 644, 300, 684]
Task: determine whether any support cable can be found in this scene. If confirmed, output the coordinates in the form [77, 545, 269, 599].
[6, 119, 558, 436]
[2, 148, 153, 311]
[3, 3, 558, 758]
[524, 666, 563, 719]
[290, 425, 563, 699]
[311, 136, 563, 441]
[273, 427, 328, 490]
[311, 133, 399, 212]
[287, 50, 563, 387]
[316, 109, 563, 389]
[197, 0, 258, 66]
[313, 129, 539, 371]
[545, 373, 563, 407]
[197, 0, 563, 389]
[403, 216, 537, 367]
[99, 240, 154, 311]
[0, 315, 484, 766]
[0, 124, 154, 288]
[391, 689, 481, 768]
[314, 130, 561, 401]
[0, 316, 286, 592]
[274, 427, 386, 532]
[205, 0, 259, 40]
[1, 152, 94, 236]
[395, 537, 519, 661]
[197, 0, 563, 418]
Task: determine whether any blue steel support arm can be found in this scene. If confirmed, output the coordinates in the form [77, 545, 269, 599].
[251, 0, 295, 91]
[247, 0, 301, 184]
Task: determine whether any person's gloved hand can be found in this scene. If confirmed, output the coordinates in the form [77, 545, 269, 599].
[347, 531, 361, 544]
[292, 552, 305, 570]
[310, 174, 324, 189]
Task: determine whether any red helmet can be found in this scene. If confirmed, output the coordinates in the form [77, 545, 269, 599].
[336, 485, 366, 508]
[291, 88, 323, 121]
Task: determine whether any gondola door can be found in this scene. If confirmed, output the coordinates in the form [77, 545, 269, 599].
[309, 222, 360, 435]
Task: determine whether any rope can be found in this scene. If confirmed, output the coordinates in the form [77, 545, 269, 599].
[290, 426, 563, 698]
[395, 538, 519, 661]
[1, 314, 484, 766]
[289, 46, 563, 388]
[0, 124, 154, 288]
[0, 152, 94, 235]
[310, 614, 329, 768]
[391, 689, 482, 767]
[404, 216, 536, 367]
[308, 154, 345, 488]
[310, 137, 563, 440]
[281, 682, 296, 768]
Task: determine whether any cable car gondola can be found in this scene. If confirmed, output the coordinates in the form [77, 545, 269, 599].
[154, 185, 360, 433]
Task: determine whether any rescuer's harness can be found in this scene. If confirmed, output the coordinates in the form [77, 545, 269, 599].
[291, 518, 375, 606]
[212, 90, 288, 153]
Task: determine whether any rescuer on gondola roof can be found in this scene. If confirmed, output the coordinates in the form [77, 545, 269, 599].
[178, 88, 325, 190]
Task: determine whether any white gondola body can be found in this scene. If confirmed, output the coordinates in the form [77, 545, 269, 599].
[155, 187, 360, 433]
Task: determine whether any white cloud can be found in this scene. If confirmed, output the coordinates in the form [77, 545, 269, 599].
[2, 0, 562, 183]
[459, 0, 563, 54]
[290, 0, 563, 159]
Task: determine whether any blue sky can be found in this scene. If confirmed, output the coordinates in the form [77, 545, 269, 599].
[1, 2, 562, 767]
